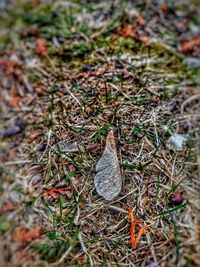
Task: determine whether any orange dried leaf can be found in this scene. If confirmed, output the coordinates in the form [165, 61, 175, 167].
[10, 96, 20, 108]
[10, 88, 19, 97]
[116, 23, 137, 38]
[9, 88, 20, 108]
[127, 207, 147, 249]
[13, 226, 42, 242]
[44, 186, 71, 199]
[36, 39, 48, 56]
[180, 36, 200, 53]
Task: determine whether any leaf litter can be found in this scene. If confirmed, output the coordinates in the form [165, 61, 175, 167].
[43, 186, 72, 199]
[13, 226, 43, 243]
[0, 1, 199, 266]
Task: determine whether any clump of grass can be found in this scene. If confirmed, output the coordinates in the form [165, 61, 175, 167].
[31, 239, 68, 261]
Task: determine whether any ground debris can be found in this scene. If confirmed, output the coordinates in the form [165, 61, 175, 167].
[0, 202, 17, 215]
[54, 140, 81, 153]
[13, 226, 42, 243]
[0, 1, 199, 266]
[166, 133, 187, 151]
[180, 35, 200, 54]
[36, 39, 48, 56]
[94, 130, 122, 200]
[43, 186, 72, 199]
[1, 125, 21, 137]
[127, 207, 147, 249]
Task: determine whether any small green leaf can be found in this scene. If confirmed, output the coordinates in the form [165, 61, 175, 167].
[48, 231, 57, 240]
[68, 171, 75, 177]
[0, 216, 11, 233]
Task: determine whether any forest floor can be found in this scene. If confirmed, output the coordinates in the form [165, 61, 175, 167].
[0, 1, 200, 266]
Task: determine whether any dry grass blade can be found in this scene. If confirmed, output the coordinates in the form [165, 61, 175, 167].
[0, 1, 199, 266]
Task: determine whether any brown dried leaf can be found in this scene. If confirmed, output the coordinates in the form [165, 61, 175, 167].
[27, 131, 41, 142]
[94, 130, 122, 200]
[160, 3, 169, 14]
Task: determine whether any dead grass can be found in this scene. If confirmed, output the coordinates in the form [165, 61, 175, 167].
[0, 1, 200, 267]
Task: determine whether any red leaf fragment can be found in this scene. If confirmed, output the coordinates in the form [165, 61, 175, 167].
[43, 186, 71, 199]
[180, 36, 200, 53]
[13, 226, 42, 242]
[116, 23, 149, 45]
[0, 203, 17, 215]
[9, 88, 20, 108]
[36, 39, 48, 56]
[0, 59, 24, 83]
[116, 23, 137, 38]
[127, 207, 147, 249]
